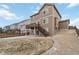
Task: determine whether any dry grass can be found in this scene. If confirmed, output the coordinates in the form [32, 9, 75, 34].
[0, 37, 53, 55]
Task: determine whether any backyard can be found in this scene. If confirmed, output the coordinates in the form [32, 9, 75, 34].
[0, 37, 53, 55]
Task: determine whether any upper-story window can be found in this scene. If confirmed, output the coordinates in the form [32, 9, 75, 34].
[43, 11, 46, 14]
[43, 18, 48, 24]
[43, 8, 49, 15]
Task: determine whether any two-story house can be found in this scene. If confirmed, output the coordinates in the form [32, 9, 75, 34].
[3, 3, 70, 36]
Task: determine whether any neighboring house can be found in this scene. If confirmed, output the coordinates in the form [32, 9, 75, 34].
[3, 23, 19, 34]
[10, 23, 18, 30]
[4, 23, 18, 31]
[3, 26, 10, 31]
[3, 3, 70, 36]
[59, 20, 70, 29]
[18, 19, 31, 34]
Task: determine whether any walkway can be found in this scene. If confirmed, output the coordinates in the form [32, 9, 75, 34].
[42, 29, 79, 55]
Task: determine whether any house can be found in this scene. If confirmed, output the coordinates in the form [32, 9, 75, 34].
[3, 23, 19, 34]
[17, 19, 31, 34]
[3, 3, 70, 36]
[28, 3, 69, 36]
[29, 3, 61, 36]
[4, 23, 18, 31]
[59, 19, 70, 29]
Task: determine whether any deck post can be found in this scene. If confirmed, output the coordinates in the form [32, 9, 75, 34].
[34, 27, 36, 35]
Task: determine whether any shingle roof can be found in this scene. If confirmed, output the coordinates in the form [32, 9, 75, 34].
[4, 19, 30, 27]
[59, 19, 70, 23]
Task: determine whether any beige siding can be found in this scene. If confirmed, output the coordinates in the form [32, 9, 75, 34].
[10, 24, 18, 30]
[31, 4, 61, 36]
[18, 19, 31, 33]
[59, 20, 69, 29]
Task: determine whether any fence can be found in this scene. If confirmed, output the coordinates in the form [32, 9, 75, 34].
[0, 33, 26, 38]
[75, 28, 79, 36]
[69, 26, 79, 36]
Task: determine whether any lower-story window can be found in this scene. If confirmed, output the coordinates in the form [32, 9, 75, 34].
[43, 19, 46, 24]
[36, 31, 39, 35]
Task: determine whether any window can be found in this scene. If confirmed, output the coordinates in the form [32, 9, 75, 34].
[46, 18, 48, 24]
[36, 31, 39, 35]
[54, 17, 58, 30]
[43, 18, 48, 24]
[43, 9, 48, 15]
[43, 19, 46, 24]
[43, 11, 46, 14]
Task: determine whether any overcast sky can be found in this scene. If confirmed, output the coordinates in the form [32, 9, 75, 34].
[0, 3, 79, 28]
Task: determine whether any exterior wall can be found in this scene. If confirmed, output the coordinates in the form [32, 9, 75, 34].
[52, 6, 61, 33]
[31, 4, 61, 36]
[4, 24, 18, 31]
[48, 16, 54, 36]
[4, 19, 32, 34]
[47, 5, 61, 36]
[59, 20, 69, 29]
[31, 5, 51, 35]
[3, 26, 10, 31]
[10, 24, 18, 30]
[18, 19, 31, 34]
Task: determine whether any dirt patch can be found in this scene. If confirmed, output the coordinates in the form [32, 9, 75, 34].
[0, 37, 53, 55]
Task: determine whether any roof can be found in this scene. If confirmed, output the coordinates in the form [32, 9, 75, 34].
[5, 23, 18, 27]
[18, 19, 30, 24]
[4, 19, 30, 27]
[59, 19, 70, 23]
[30, 3, 61, 18]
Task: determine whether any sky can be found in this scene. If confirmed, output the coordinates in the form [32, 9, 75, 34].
[0, 3, 79, 28]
